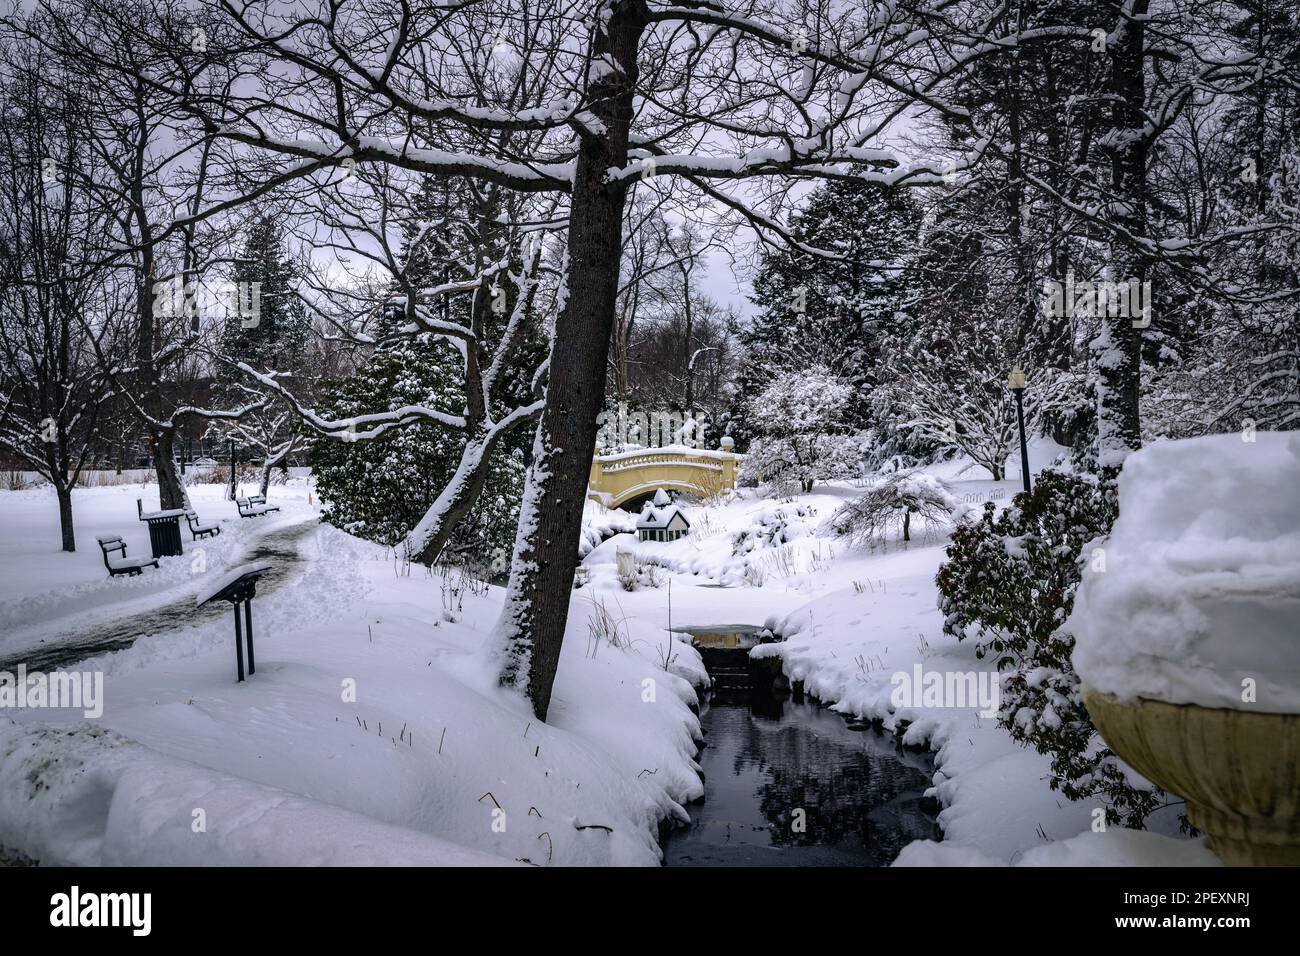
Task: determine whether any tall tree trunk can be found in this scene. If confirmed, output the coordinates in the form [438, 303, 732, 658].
[496, 0, 648, 720]
[153, 431, 185, 510]
[56, 483, 75, 552]
[1096, 0, 1149, 471]
[1005, 0, 1038, 359]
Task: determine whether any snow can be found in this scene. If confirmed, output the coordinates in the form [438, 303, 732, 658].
[0, 480, 705, 867]
[1069, 432, 1300, 712]
[0, 441, 1221, 866]
[0, 484, 308, 665]
[194, 562, 275, 607]
[895, 828, 1222, 867]
[0, 724, 512, 867]
[635, 494, 688, 532]
[138, 508, 189, 520]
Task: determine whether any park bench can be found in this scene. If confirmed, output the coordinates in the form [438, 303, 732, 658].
[235, 494, 280, 518]
[97, 535, 159, 577]
[185, 509, 221, 540]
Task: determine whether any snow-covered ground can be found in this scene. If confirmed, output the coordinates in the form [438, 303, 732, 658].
[0, 446, 1220, 865]
[0, 480, 704, 866]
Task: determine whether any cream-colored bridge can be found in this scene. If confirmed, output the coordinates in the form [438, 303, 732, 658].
[588, 445, 743, 509]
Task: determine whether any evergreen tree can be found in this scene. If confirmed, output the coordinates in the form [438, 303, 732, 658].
[220, 215, 310, 374]
[735, 178, 922, 444]
[311, 341, 525, 564]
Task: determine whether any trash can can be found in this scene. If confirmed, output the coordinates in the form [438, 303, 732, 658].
[137, 500, 186, 558]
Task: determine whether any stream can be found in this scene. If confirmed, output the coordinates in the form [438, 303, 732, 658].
[663, 642, 939, 867]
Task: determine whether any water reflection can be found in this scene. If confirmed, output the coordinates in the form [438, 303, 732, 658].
[663, 695, 938, 867]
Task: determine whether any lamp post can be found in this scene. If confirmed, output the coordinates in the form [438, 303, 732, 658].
[228, 438, 237, 501]
[684, 345, 719, 419]
[1007, 366, 1031, 494]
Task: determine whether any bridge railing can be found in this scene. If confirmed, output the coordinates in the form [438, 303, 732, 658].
[588, 445, 743, 504]
[600, 453, 724, 474]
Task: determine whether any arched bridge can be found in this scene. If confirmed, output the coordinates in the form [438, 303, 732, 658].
[588, 445, 743, 510]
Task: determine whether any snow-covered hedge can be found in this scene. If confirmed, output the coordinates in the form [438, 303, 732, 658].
[935, 469, 1164, 826]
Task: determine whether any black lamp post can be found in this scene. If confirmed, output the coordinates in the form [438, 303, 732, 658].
[228, 438, 237, 501]
[1007, 366, 1031, 494]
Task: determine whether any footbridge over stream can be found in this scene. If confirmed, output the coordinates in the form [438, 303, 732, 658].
[587, 445, 743, 510]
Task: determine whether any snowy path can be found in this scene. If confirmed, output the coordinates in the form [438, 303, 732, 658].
[0, 519, 318, 673]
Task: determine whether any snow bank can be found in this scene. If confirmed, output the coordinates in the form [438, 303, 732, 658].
[0, 512, 705, 866]
[578, 500, 636, 559]
[1070, 432, 1300, 712]
[895, 828, 1221, 867]
[0, 722, 510, 866]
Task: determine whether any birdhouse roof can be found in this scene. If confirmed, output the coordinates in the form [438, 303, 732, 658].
[637, 504, 690, 530]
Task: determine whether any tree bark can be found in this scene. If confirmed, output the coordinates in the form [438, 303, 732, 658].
[56, 483, 75, 553]
[413, 426, 514, 566]
[1096, 0, 1149, 471]
[153, 431, 186, 510]
[496, 0, 648, 720]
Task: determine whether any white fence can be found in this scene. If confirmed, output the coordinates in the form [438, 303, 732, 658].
[1, 466, 312, 491]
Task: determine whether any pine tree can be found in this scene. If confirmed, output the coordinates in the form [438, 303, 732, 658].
[220, 216, 310, 374]
[311, 341, 525, 565]
[735, 178, 922, 442]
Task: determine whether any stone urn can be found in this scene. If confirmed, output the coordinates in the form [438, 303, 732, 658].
[1084, 691, 1300, 866]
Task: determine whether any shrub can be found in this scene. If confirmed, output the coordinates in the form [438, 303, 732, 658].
[935, 470, 1164, 827]
[731, 503, 817, 555]
[831, 471, 959, 547]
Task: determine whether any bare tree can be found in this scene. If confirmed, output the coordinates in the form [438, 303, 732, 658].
[0, 38, 115, 551]
[3, 0, 276, 510]
[68, 0, 1086, 719]
[230, 161, 560, 567]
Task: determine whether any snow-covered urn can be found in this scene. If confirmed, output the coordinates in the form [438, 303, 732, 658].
[1070, 432, 1300, 865]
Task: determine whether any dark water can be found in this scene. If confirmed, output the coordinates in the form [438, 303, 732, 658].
[663, 651, 938, 867]
[0, 520, 315, 672]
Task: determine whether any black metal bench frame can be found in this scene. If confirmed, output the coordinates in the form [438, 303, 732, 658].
[235, 494, 280, 518]
[98, 536, 160, 577]
[185, 509, 222, 540]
